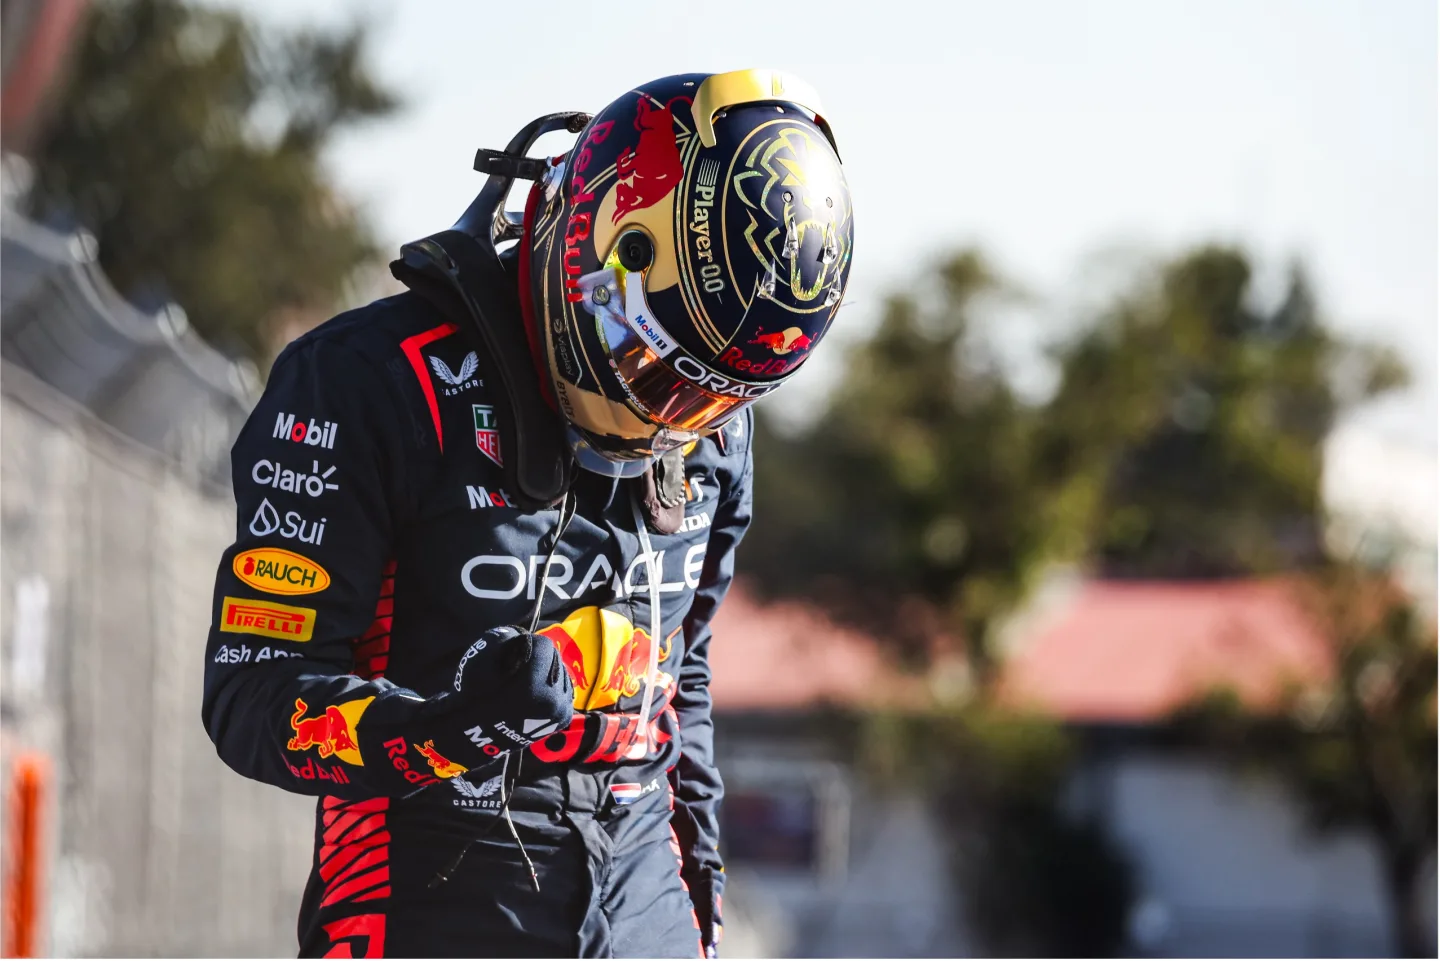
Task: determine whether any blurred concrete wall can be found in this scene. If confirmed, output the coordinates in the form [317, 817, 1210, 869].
[0, 201, 315, 957]
[714, 727, 973, 958]
[1084, 751, 1437, 958]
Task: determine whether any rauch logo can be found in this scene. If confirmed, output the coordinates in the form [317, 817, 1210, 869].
[233, 547, 331, 596]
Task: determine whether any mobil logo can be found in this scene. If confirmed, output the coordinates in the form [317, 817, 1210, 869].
[273, 412, 338, 449]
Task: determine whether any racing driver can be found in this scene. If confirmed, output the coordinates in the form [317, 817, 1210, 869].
[202, 69, 853, 958]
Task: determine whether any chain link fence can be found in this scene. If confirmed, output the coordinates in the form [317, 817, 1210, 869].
[1, 203, 315, 957]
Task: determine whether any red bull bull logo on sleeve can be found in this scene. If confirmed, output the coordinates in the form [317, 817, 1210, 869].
[286, 696, 370, 766]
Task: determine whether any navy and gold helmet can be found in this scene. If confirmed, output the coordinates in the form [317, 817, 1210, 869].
[522, 69, 854, 476]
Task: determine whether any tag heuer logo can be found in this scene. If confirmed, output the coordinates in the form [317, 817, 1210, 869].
[473, 405, 502, 467]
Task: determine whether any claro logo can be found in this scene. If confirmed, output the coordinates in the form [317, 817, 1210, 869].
[460, 546, 708, 601]
[233, 547, 331, 596]
[252, 458, 339, 498]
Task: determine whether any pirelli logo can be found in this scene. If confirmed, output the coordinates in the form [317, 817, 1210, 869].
[220, 596, 316, 642]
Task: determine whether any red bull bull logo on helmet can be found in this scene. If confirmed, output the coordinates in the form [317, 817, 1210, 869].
[286, 696, 370, 766]
[749, 326, 813, 355]
[537, 607, 678, 711]
[716, 327, 814, 376]
[612, 96, 691, 224]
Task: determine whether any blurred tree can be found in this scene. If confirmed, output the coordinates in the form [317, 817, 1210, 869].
[22, 0, 399, 362]
[743, 245, 1409, 688]
[1039, 247, 1407, 577]
[744, 251, 1050, 685]
[1174, 563, 1437, 957]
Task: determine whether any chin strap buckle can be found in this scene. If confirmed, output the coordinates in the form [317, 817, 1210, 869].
[473, 149, 549, 182]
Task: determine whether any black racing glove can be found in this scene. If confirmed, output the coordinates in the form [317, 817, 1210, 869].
[358, 625, 574, 788]
[699, 891, 723, 958]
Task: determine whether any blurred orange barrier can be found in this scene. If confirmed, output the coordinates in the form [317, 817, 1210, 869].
[2, 753, 49, 959]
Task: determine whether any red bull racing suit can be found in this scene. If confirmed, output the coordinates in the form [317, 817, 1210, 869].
[201, 289, 751, 958]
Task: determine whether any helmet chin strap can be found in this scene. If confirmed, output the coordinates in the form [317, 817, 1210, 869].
[628, 493, 664, 758]
[515, 177, 559, 414]
[567, 427, 655, 479]
[390, 112, 591, 510]
[393, 112, 670, 493]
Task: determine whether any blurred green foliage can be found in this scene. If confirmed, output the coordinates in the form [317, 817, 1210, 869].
[1172, 565, 1437, 957]
[747, 251, 1047, 682]
[1040, 250, 1407, 578]
[23, 0, 398, 362]
[742, 245, 1408, 684]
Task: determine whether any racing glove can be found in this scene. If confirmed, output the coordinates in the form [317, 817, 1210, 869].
[357, 625, 574, 787]
[700, 897, 723, 958]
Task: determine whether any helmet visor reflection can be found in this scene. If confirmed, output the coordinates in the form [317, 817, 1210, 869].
[575, 262, 752, 433]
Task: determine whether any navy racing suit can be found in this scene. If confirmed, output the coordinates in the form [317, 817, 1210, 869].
[201, 289, 751, 958]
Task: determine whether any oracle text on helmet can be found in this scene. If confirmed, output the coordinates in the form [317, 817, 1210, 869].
[672, 356, 777, 398]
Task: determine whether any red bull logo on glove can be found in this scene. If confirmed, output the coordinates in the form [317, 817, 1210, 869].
[286, 696, 370, 766]
[537, 607, 679, 711]
[414, 740, 467, 779]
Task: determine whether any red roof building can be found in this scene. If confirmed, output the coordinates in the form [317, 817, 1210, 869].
[707, 582, 926, 711]
[997, 579, 1334, 722]
[708, 578, 1337, 724]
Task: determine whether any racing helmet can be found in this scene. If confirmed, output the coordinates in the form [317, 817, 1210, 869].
[521, 69, 854, 477]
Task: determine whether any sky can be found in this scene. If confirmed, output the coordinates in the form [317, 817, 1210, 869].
[216, 0, 1437, 450]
